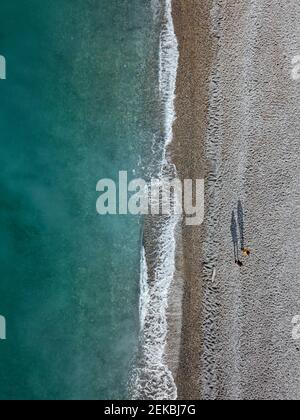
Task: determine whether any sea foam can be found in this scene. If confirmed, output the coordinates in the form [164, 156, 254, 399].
[130, 0, 180, 400]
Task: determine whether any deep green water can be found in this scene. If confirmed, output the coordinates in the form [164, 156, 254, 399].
[0, 0, 159, 400]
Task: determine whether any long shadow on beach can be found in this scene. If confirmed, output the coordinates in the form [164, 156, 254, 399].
[237, 200, 245, 251]
[231, 211, 239, 262]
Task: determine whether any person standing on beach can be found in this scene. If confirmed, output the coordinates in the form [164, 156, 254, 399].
[242, 248, 250, 257]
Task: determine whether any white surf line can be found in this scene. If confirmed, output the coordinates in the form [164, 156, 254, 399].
[151, 0, 180, 399]
[159, 0, 179, 152]
[139, 247, 150, 332]
[131, 0, 180, 400]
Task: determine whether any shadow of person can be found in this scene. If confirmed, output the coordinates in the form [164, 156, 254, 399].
[237, 200, 244, 251]
[231, 211, 239, 262]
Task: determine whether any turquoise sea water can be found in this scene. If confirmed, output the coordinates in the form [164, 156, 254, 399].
[0, 0, 159, 400]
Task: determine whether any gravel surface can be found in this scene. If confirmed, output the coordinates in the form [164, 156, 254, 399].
[172, 0, 300, 400]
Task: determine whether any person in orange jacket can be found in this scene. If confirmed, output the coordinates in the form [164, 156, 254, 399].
[242, 248, 250, 257]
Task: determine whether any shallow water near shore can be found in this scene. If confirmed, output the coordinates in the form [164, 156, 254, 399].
[0, 0, 160, 400]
